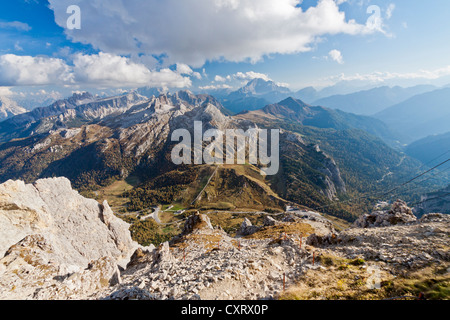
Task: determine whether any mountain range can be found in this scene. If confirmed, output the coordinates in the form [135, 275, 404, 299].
[0, 90, 440, 222]
[217, 78, 291, 114]
[413, 185, 450, 217]
[0, 91, 346, 215]
[375, 88, 450, 144]
[201, 80, 448, 144]
[236, 97, 401, 146]
[210, 79, 450, 146]
[405, 131, 450, 165]
[312, 85, 437, 116]
[0, 96, 27, 122]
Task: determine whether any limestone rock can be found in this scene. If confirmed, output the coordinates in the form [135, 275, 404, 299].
[0, 177, 138, 299]
[153, 242, 174, 266]
[419, 213, 449, 223]
[354, 200, 417, 228]
[263, 215, 279, 227]
[307, 233, 338, 247]
[127, 247, 155, 270]
[104, 287, 156, 300]
[181, 212, 214, 235]
[330, 213, 450, 269]
[236, 218, 261, 237]
[33, 257, 120, 300]
[100, 200, 137, 265]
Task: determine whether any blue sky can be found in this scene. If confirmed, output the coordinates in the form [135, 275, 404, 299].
[1, 0, 450, 98]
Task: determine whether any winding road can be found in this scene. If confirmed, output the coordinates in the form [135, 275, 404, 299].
[140, 206, 161, 224]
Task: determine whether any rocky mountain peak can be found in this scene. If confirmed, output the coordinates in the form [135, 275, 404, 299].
[261, 97, 312, 120]
[241, 78, 290, 96]
[0, 177, 139, 299]
[277, 97, 311, 112]
[68, 92, 96, 106]
[172, 90, 197, 103]
[0, 96, 27, 121]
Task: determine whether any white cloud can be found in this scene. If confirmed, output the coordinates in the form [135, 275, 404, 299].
[277, 82, 290, 88]
[176, 63, 202, 79]
[213, 71, 271, 83]
[323, 65, 450, 84]
[386, 4, 395, 20]
[214, 75, 227, 82]
[0, 87, 14, 97]
[204, 71, 279, 90]
[49, 0, 379, 67]
[0, 53, 193, 89]
[14, 42, 24, 51]
[199, 84, 233, 90]
[176, 63, 194, 75]
[233, 71, 271, 81]
[0, 54, 74, 86]
[329, 49, 344, 64]
[72, 53, 193, 88]
[12, 89, 64, 101]
[0, 21, 32, 31]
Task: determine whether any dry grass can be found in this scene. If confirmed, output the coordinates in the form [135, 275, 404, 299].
[95, 177, 139, 208]
[279, 254, 391, 300]
[204, 211, 264, 236]
[245, 222, 315, 240]
[159, 211, 178, 224]
[387, 265, 450, 300]
[279, 254, 450, 300]
[193, 165, 287, 211]
[171, 233, 225, 251]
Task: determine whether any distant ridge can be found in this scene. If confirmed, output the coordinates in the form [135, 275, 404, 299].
[313, 85, 436, 116]
[375, 87, 450, 143]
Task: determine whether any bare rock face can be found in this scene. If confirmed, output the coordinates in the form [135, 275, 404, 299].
[104, 286, 156, 300]
[389, 199, 414, 216]
[126, 247, 155, 270]
[354, 200, 417, 228]
[236, 218, 261, 237]
[328, 213, 450, 269]
[100, 200, 137, 262]
[263, 215, 279, 227]
[181, 212, 214, 235]
[0, 177, 138, 299]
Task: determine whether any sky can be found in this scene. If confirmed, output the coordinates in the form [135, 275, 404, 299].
[1, 0, 450, 99]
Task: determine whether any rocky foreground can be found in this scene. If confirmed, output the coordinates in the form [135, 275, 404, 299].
[0, 177, 139, 299]
[0, 178, 449, 300]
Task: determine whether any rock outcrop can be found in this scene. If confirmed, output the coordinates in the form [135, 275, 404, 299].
[324, 213, 450, 269]
[0, 177, 138, 299]
[1, 185, 448, 301]
[236, 218, 261, 237]
[180, 212, 214, 235]
[100, 212, 315, 301]
[354, 199, 417, 228]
